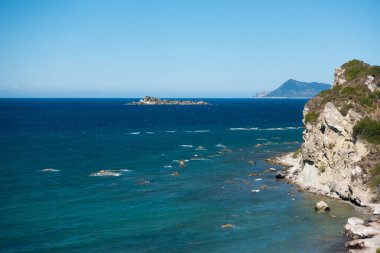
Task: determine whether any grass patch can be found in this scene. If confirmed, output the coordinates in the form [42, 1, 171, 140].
[339, 103, 352, 116]
[369, 164, 380, 188]
[305, 112, 319, 124]
[353, 118, 380, 144]
[292, 148, 302, 158]
[342, 59, 369, 81]
[359, 96, 374, 108]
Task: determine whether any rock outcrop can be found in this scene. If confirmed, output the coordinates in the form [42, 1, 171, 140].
[128, 96, 209, 105]
[286, 60, 380, 206]
[272, 60, 380, 252]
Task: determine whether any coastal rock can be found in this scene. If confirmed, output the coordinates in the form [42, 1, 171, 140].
[365, 75, 379, 92]
[315, 201, 330, 212]
[333, 67, 347, 86]
[344, 217, 377, 239]
[179, 160, 186, 167]
[345, 239, 366, 249]
[276, 173, 285, 179]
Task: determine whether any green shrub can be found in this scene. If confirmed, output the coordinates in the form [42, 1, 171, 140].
[359, 96, 374, 108]
[369, 165, 380, 188]
[368, 65, 380, 78]
[342, 59, 368, 81]
[292, 148, 302, 158]
[304, 112, 319, 124]
[341, 86, 356, 95]
[353, 118, 380, 144]
[339, 103, 352, 116]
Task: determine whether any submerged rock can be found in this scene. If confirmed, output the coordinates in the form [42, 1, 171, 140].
[179, 160, 186, 167]
[315, 201, 330, 212]
[275, 173, 285, 179]
[220, 224, 234, 229]
[171, 171, 180, 177]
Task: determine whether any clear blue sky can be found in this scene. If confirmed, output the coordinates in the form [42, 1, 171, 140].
[0, 0, 379, 98]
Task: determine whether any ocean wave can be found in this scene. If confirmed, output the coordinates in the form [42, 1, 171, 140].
[41, 168, 60, 172]
[172, 159, 190, 163]
[229, 126, 303, 131]
[145, 131, 155, 134]
[90, 170, 121, 177]
[186, 130, 211, 133]
[215, 144, 227, 148]
[89, 169, 131, 177]
[179, 145, 193, 148]
[165, 130, 176, 133]
[129, 132, 140, 135]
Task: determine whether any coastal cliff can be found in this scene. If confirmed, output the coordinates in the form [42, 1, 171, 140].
[272, 60, 380, 252]
[283, 60, 380, 206]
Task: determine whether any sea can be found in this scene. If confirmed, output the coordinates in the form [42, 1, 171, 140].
[0, 98, 366, 253]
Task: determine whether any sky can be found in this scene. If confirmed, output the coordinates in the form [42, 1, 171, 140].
[0, 0, 379, 98]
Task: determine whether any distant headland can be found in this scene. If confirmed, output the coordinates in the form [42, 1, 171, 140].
[128, 96, 209, 105]
[255, 79, 331, 98]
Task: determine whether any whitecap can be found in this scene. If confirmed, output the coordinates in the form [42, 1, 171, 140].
[251, 189, 261, 193]
[163, 165, 172, 168]
[255, 178, 262, 181]
[146, 131, 155, 134]
[165, 130, 175, 133]
[41, 168, 60, 172]
[129, 132, 140, 135]
[229, 127, 258, 131]
[179, 145, 193, 148]
[186, 130, 210, 133]
[215, 144, 227, 148]
[90, 170, 121, 177]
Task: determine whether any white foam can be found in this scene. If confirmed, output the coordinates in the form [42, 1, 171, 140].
[90, 170, 121, 177]
[215, 144, 227, 148]
[229, 127, 258, 131]
[186, 130, 210, 133]
[146, 131, 155, 134]
[251, 189, 261, 193]
[255, 178, 262, 181]
[179, 145, 193, 148]
[163, 165, 172, 168]
[165, 130, 176, 133]
[229, 126, 303, 131]
[41, 168, 60, 172]
[129, 132, 140, 135]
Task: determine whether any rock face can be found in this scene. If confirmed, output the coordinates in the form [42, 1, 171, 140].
[286, 60, 380, 206]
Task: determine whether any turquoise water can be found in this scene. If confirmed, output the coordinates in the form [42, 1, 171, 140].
[0, 99, 364, 252]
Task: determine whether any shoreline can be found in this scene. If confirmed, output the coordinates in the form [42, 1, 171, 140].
[266, 152, 380, 253]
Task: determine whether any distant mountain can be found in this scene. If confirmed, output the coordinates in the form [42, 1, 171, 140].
[256, 79, 331, 98]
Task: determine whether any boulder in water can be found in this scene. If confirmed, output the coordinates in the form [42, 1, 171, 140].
[315, 201, 330, 212]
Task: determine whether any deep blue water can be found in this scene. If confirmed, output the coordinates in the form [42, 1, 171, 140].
[0, 99, 364, 252]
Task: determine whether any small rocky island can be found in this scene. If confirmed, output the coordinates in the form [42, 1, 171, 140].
[128, 96, 209, 105]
